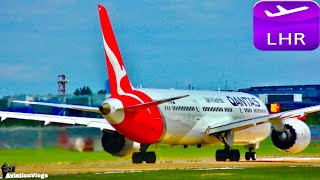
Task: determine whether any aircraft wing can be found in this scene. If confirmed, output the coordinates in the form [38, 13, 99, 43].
[206, 105, 320, 135]
[0, 111, 114, 130]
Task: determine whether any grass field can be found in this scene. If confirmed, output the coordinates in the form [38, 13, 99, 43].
[50, 166, 320, 180]
[1, 138, 320, 165]
[2, 138, 320, 179]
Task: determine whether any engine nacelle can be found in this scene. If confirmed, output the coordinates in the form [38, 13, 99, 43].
[271, 118, 311, 153]
[101, 130, 140, 157]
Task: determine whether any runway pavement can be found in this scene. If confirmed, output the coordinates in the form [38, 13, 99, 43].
[14, 156, 320, 175]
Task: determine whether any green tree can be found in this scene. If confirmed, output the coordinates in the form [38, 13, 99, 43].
[97, 89, 106, 94]
[73, 88, 80, 96]
[73, 86, 93, 96]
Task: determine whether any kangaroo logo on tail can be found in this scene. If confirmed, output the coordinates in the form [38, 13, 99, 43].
[98, 5, 133, 97]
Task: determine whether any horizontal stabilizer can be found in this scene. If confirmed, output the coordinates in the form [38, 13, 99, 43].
[122, 95, 189, 112]
[13, 101, 100, 113]
[0, 111, 115, 130]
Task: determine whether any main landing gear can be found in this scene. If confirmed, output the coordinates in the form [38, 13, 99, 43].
[132, 144, 156, 164]
[214, 131, 240, 162]
[214, 131, 258, 161]
[215, 146, 257, 161]
[215, 145, 240, 161]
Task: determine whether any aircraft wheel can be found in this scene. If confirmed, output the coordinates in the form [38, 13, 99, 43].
[145, 152, 156, 164]
[132, 152, 143, 164]
[245, 152, 251, 161]
[251, 152, 257, 161]
[229, 150, 240, 161]
[216, 150, 227, 161]
[245, 152, 257, 161]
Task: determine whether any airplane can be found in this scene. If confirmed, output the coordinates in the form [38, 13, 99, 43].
[265, 5, 309, 17]
[1, 4, 320, 163]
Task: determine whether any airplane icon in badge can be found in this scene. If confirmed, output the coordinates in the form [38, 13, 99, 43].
[265, 5, 309, 17]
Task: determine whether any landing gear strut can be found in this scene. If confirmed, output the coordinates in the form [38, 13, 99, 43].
[132, 144, 156, 164]
[214, 131, 240, 162]
[245, 147, 257, 161]
[215, 145, 240, 161]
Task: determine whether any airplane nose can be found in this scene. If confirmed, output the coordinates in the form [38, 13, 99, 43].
[99, 103, 111, 115]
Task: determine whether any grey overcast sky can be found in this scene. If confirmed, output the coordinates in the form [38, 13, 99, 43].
[0, 0, 319, 95]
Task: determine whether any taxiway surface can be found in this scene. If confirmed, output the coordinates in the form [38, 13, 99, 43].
[15, 157, 320, 175]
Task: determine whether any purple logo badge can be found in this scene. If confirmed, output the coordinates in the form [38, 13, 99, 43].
[254, 0, 319, 51]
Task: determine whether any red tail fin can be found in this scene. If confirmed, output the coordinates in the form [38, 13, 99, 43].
[98, 5, 133, 97]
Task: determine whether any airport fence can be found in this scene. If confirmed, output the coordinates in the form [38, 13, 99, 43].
[0, 126, 102, 150]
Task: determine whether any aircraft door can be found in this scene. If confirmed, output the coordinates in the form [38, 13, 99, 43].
[192, 99, 202, 121]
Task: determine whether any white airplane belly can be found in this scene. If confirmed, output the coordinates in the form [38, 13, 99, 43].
[233, 122, 271, 145]
[160, 114, 271, 145]
[159, 114, 196, 144]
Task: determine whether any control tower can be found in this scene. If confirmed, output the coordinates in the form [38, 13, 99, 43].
[57, 74, 69, 107]
[57, 74, 69, 146]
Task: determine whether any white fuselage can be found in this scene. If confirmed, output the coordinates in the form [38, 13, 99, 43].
[141, 88, 271, 146]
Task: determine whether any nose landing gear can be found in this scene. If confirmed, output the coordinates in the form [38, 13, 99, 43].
[245, 145, 257, 161]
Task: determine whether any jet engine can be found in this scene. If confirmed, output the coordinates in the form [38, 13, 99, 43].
[101, 130, 140, 157]
[271, 118, 311, 153]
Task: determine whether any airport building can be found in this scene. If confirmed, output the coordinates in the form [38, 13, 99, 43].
[256, 94, 302, 104]
[239, 85, 320, 112]
[239, 85, 320, 102]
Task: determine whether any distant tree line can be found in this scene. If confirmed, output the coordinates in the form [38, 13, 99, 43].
[73, 86, 107, 96]
[73, 86, 93, 96]
[97, 89, 107, 94]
